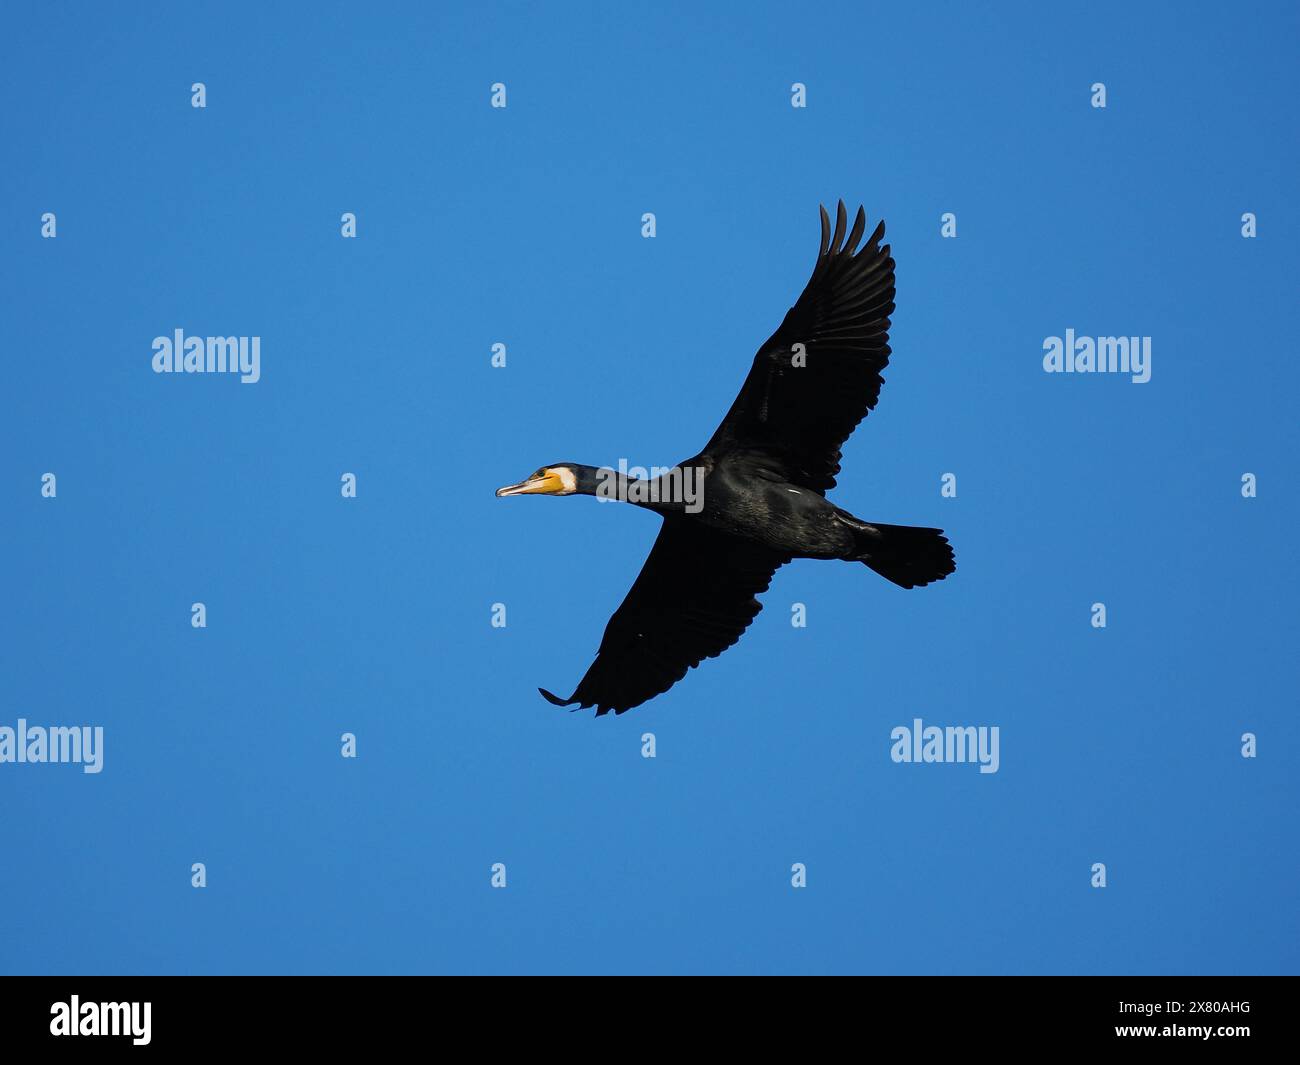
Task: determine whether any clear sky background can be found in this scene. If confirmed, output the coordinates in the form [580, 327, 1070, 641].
[2, 1, 1296, 975]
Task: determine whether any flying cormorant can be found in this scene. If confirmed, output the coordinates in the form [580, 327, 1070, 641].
[497, 202, 955, 714]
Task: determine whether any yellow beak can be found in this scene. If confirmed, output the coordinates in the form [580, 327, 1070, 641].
[496, 470, 566, 497]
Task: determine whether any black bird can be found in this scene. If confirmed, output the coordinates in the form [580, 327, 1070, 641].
[497, 202, 955, 715]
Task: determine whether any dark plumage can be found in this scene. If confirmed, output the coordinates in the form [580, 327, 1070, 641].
[497, 202, 955, 715]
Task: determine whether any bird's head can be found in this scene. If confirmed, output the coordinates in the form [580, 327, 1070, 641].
[495, 464, 583, 498]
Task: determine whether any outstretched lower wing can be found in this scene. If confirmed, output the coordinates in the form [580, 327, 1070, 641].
[704, 201, 895, 492]
[541, 518, 788, 715]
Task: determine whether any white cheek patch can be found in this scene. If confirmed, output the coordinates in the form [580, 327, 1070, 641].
[554, 467, 578, 494]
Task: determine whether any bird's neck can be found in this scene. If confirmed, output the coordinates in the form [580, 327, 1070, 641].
[576, 465, 701, 515]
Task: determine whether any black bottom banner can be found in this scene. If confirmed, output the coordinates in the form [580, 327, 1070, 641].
[0, 975, 1287, 1052]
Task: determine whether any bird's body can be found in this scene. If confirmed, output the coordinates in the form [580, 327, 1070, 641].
[691, 455, 854, 558]
[498, 202, 955, 715]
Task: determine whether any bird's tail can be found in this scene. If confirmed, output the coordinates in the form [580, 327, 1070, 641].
[851, 521, 955, 589]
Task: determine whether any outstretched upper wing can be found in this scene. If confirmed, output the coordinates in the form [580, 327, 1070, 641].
[540, 518, 789, 715]
[704, 201, 895, 492]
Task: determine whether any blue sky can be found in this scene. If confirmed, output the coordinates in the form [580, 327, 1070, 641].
[1, 1, 1296, 974]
